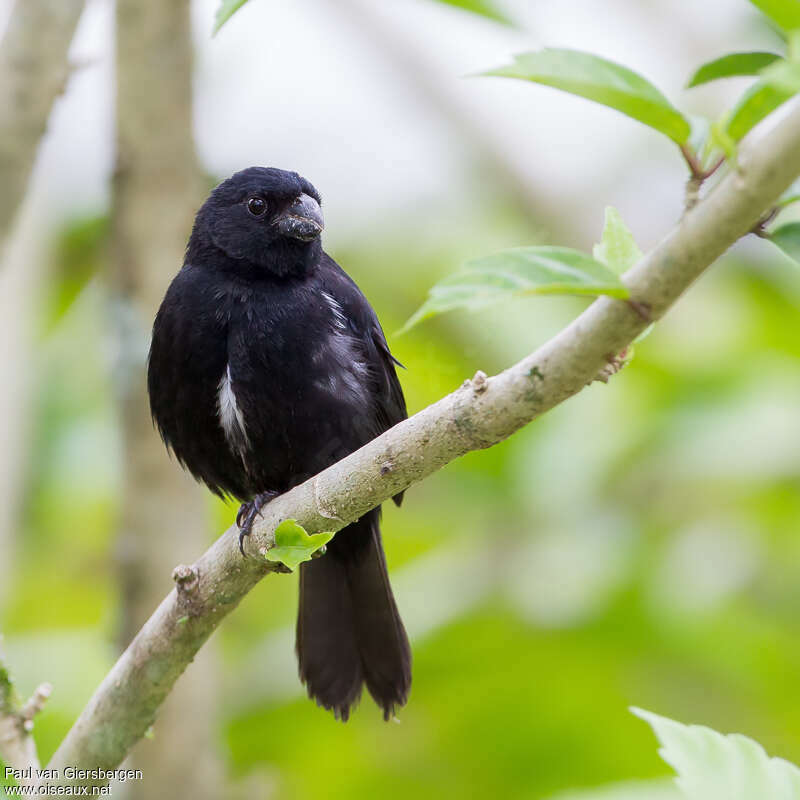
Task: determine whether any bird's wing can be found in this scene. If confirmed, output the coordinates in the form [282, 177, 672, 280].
[319, 253, 408, 431]
[147, 265, 248, 500]
[318, 254, 408, 504]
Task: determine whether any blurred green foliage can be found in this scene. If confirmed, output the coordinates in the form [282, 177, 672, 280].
[2, 185, 800, 797]
[43, 216, 107, 332]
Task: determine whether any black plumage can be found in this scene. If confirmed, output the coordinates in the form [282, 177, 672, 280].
[147, 167, 411, 720]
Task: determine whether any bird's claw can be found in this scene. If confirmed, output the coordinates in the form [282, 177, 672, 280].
[238, 528, 249, 558]
[236, 504, 248, 529]
[236, 490, 278, 557]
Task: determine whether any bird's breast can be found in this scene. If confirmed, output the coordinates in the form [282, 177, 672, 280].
[220, 289, 375, 482]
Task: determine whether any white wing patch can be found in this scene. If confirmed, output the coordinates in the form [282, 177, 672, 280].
[217, 364, 250, 458]
[321, 291, 347, 330]
[313, 292, 370, 406]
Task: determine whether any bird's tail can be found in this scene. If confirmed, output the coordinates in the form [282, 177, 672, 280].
[296, 509, 411, 721]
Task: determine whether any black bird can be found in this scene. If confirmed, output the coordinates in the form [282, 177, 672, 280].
[147, 167, 411, 720]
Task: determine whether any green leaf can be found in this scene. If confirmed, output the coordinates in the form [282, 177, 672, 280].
[398, 246, 629, 333]
[213, 0, 250, 35]
[264, 519, 334, 572]
[686, 51, 782, 87]
[710, 118, 739, 167]
[748, 0, 800, 32]
[769, 222, 800, 264]
[632, 707, 800, 799]
[434, 0, 512, 25]
[593, 207, 642, 275]
[725, 79, 795, 141]
[483, 49, 691, 143]
[686, 115, 724, 171]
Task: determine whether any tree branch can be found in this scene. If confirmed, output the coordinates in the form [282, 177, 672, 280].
[46, 100, 800, 789]
[0, 639, 50, 786]
[0, 0, 85, 259]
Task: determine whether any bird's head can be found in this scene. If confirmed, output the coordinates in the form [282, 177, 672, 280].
[189, 167, 325, 278]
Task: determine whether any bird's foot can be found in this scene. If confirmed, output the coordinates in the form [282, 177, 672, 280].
[236, 491, 279, 556]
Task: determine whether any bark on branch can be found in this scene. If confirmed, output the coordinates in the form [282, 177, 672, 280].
[46, 101, 800, 789]
[0, 0, 85, 258]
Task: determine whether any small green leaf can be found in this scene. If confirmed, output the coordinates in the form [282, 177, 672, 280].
[725, 80, 795, 141]
[632, 707, 800, 799]
[213, 0, 250, 35]
[686, 116, 724, 171]
[434, 0, 512, 25]
[265, 519, 334, 572]
[769, 222, 800, 264]
[399, 246, 629, 333]
[593, 207, 642, 275]
[686, 51, 782, 87]
[483, 49, 691, 143]
[748, 0, 800, 32]
[710, 117, 739, 167]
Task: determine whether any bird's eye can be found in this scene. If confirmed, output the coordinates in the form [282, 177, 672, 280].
[246, 197, 267, 217]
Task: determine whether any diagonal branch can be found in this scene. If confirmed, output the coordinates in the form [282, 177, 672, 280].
[46, 100, 800, 789]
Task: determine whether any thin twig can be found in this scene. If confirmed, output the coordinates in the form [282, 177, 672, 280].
[703, 156, 726, 180]
[680, 143, 704, 179]
[680, 147, 727, 211]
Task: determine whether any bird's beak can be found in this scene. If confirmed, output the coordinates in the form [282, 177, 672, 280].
[274, 193, 324, 241]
